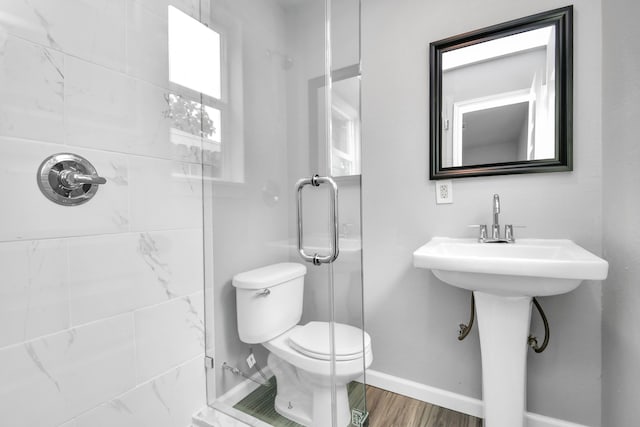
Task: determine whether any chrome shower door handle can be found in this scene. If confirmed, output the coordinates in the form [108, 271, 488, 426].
[295, 174, 339, 265]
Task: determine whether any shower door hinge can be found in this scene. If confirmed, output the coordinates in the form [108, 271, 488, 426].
[204, 356, 215, 369]
[351, 408, 369, 427]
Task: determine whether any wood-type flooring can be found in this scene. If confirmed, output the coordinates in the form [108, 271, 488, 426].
[365, 384, 482, 427]
[233, 379, 482, 426]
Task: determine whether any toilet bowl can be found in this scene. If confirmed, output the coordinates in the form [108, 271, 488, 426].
[265, 322, 372, 426]
[232, 263, 373, 427]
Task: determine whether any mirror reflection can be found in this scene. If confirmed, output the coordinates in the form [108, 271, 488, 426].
[442, 26, 555, 167]
[329, 78, 361, 176]
[309, 65, 361, 178]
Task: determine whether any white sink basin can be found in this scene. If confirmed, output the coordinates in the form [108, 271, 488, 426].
[413, 237, 609, 427]
[413, 237, 608, 296]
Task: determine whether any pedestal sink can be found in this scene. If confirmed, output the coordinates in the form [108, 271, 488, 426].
[413, 238, 608, 427]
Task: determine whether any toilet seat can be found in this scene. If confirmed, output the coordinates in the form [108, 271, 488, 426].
[263, 323, 373, 378]
[288, 321, 371, 361]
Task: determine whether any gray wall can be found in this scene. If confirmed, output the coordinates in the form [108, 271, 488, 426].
[602, 0, 640, 426]
[210, 0, 292, 395]
[210, 0, 363, 397]
[361, 1, 604, 425]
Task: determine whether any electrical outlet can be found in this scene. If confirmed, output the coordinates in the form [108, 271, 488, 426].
[246, 353, 256, 369]
[435, 180, 453, 204]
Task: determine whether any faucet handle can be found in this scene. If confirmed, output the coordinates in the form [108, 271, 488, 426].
[504, 225, 526, 242]
[468, 224, 488, 242]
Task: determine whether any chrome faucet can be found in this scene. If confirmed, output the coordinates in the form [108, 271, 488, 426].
[473, 194, 518, 243]
[492, 194, 501, 240]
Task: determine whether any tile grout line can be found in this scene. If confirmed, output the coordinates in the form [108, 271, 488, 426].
[57, 352, 206, 427]
[0, 289, 205, 352]
[1, 226, 205, 245]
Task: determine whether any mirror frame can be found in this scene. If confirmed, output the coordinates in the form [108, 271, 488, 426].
[429, 6, 573, 180]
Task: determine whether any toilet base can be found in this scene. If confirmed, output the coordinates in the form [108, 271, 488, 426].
[269, 352, 312, 425]
[268, 353, 352, 427]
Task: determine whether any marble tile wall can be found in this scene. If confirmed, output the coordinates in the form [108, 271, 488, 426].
[0, 0, 209, 426]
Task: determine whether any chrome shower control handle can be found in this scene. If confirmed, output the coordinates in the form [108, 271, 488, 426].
[59, 170, 107, 188]
[37, 153, 108, 206]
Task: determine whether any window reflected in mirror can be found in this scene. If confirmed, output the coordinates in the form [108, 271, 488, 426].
[441, 25, 555, 168]
[330, 78, 361, 176]
[309, 65, 361, 179]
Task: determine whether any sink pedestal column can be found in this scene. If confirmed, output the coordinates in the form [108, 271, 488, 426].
[474, 291, 532, 427]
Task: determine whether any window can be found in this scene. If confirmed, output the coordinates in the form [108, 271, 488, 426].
[168, 6, 221, 99]
[167, 6, 243, 182]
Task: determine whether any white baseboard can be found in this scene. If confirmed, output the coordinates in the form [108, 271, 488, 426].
[215, 367, 273, 406]
[365, 369, 483, 418]
[365, 369, 591, 427]
[194, 368, 275, 427]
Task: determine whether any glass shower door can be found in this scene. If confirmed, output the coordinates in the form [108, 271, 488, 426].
[203, 0, 367, 426]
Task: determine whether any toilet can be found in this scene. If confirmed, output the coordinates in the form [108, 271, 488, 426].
[232, 262, 373, 427]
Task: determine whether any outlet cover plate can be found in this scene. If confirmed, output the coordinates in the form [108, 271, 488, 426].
[436, 180, 453, 204]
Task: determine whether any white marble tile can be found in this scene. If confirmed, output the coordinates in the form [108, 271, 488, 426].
[135, 292, 204, 382]
[59, 420, 78, 427]
[192, 407, 252, 427]
[75, 356, 205, 427]
[129, 156, 203, 231]
[131, 0, 205, 22]
[64, 55, 136, 152]
[135, 229, 204, 307]
[65, 56, 202, 162]
[0, 0, 126, 71]
[0, 138, 129, 242]
[126, 1, 169, 87]
[0, 34, 64, 143]
[68, 229, 203, 325]
[0, 314, 136, 427]
[0, 239, 69, 348]
[136, 81, 203, 163]
[67, 234, 140, 325]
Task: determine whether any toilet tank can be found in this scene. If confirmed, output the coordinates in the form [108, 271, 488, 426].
[232, 262, 307, 344]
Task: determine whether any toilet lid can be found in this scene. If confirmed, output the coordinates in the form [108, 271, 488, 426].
[288, 321, 371, 361]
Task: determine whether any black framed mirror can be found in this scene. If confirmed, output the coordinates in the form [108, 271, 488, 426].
[430, 6, 573, 180]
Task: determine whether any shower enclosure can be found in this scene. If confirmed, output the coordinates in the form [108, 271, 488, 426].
[203, 1, 368, 426]
[0, 0, 365, 426]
